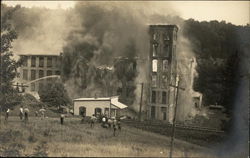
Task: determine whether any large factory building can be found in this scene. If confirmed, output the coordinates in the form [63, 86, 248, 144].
[15, 54, 61, 98]
[147, 25, 178, 123]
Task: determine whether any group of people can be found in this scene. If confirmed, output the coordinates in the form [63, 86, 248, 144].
[3, 106, 29, 123]
[101, 115, 121, 136]
[19, 106, 30, 123]
[3, 105, 46, 123]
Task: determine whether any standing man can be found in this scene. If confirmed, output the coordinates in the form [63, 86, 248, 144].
[60, 114, 65, 125]
[113, 118, 118, 136]
[5, 108, 10, 122]
[117, 118, 121, 131]
[102, 116, 106, 128]
[19, 106, 24, 120]
[24, 106, 29, 124]
[90, 114, 96, 128]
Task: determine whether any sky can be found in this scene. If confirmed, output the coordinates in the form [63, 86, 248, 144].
[2, 1, 249, 25]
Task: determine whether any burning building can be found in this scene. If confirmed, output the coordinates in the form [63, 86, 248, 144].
[147, 25, 178, 123]
[15, 54, 61, 98]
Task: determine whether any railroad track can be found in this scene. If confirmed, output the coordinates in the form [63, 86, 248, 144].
[122, 120, 225, 134]
[121, 120, 227, 147]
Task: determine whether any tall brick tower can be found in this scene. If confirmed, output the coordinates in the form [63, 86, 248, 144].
[147, 25, 178, 123]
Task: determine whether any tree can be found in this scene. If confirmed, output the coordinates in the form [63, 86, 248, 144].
[0, 5, 21, 111]
[38, 82, 72, 107]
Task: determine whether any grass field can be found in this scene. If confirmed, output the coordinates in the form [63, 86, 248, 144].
[0, 116, 217, 157]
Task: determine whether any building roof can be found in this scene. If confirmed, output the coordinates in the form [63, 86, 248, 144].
[73, 96, 128, 109]
[18, 53, 60, 57]
[74, 97, 111, 101]
[110, 97, 127, 109]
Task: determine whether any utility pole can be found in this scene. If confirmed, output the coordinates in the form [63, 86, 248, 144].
[169, 75, 185, 158]
[139, 83, 144, 121]
[0, 50, 2, 124]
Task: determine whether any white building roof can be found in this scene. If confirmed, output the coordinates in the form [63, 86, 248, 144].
[111, 97, 127, 109]
[73, 96, 128, 109]
[74, 97, 110, 101]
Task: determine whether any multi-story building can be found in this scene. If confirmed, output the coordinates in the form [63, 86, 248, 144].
[147, 25, 178, 123]
[15, 54, 61, 96]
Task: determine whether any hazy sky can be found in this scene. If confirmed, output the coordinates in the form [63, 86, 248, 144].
[2, 1, 249, 25]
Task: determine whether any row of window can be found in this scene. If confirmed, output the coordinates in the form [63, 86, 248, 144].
[152, 59, 168, 72]
[22, 69, 60, 81]
[22, 56, 59, 68]
[151, 90, 167, 104]
[150, 106, 167, 120]
[151, 74, 168, 88]
[153, 32, 171, 41]
[152, 43, 170, 57]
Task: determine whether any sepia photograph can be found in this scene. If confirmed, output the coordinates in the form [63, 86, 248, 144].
[0, 1, 249, 157]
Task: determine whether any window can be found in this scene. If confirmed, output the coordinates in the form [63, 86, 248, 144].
[39, 57, 44, 67]
[151, 106, 156, 119]
[47, 70, 52, 76]
[31, 83, 35, 91]
[151, 90, 156, 103]
[164, 44, 170, 57]
[163, 60, 168, 72]
[162, 75, 168, 88]
[152, 59, 158, 72]
[163, 33, 170, 41]
[23, 69, 28, 80]
[31, 70, 36, 80]
[39, 70, 44, 78]
[22, 56, 28, 67]
[47, 57, 52, 67]
[31, 56, 36, 67]
[162, 91, 167, 104]
[152, 43, 158, 57]
[153, 33, 159, 40]
[161, 107, 167, 120]
[152, 74, 157, 87]
[95, 108, 102, 116]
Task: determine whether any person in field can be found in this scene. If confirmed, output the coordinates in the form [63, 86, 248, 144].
[101, 116, 107, 128]
[5, 108, 10, 122]
[117, 118, 121, 131]
[19, 106, 24, 120]
[107, 118, 113, 128]
[113, 118, 118, 136]
[24, 106, 29, 124]
[60, 114, 65, 125]
[90, 114, 96, 128]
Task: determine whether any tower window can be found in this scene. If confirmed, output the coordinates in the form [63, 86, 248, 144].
[162, 91, 167, 104]
[152, 74, 157, 87]
[164, 44, 170, 57]
[163, 33, 170, 41]
[151, 106, 156, 119]
[163, 60, 168, 72]
[152, 43, 158, 57]
[152, 59, 158, 72]
[152, 90, 156, 103]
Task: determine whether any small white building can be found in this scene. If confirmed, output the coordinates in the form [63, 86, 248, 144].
[73, 96, 127, 117]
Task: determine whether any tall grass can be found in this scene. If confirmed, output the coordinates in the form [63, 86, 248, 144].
[0, 116, 215, 157]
